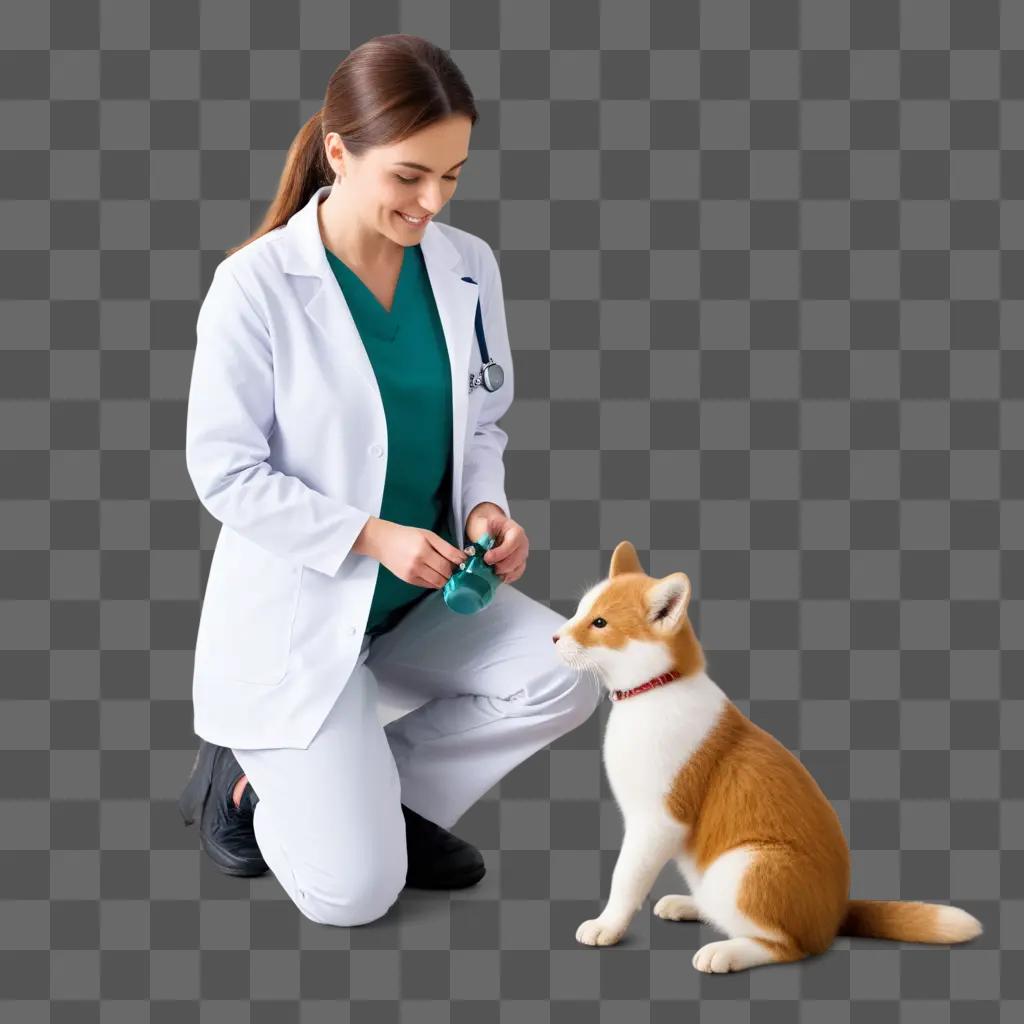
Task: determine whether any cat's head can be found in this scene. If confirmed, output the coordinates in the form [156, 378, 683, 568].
[552, 540, 705, 693]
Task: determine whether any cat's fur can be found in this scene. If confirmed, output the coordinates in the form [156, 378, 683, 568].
[553, 540, 982, 973]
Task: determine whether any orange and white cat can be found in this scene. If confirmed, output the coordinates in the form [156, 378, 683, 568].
[553, 540, 982, 973]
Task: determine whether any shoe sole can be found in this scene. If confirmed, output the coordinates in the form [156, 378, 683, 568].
[405, 860, 486, 890]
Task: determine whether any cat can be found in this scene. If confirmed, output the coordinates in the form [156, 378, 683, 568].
[552, 540, 982, 974]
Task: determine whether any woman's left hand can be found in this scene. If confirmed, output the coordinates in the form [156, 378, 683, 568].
[464, 502, 529, 585]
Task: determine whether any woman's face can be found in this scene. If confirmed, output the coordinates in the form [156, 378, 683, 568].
[326, 114, 472, 246]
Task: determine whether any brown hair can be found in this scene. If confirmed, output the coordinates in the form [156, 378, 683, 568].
[225, 34, 478, 257]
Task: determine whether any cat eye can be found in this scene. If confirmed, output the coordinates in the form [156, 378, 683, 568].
[591, 617, 607, 628]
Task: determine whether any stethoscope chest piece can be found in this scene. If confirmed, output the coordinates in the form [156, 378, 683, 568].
[470, 359, 504, 393]
[480, 360, 504, 392]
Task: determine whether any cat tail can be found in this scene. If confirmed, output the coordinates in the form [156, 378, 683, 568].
[837, 899, 982, 944]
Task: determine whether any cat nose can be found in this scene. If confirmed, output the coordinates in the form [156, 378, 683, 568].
[552, 634, 560, 644]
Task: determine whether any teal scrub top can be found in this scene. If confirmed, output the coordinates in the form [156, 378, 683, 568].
[324, 242, 459, 638]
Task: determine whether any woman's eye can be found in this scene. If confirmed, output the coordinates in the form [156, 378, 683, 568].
[592, 618, 607, 628]
[395, 174, 458, 185]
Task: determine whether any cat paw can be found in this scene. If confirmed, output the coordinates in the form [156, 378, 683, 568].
[653, 894, 700, 921]
[576, 916, 628, 946]
[692, 938, 773, 974]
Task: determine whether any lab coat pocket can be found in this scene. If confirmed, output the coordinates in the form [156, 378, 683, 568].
[199, 530, 303, 687]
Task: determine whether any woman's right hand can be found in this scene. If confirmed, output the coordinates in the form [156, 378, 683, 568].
[364, 519, 470, 589]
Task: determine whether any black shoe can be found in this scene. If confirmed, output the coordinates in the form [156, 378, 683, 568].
[178, 740, 268, 878]
[401, 803, 486, 890]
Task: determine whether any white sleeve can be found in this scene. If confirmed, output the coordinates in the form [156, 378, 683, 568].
[185, 263, 371, 576]
[460, 243, 515, 535]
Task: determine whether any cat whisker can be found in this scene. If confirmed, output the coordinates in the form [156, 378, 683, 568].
[562, 652, 605, 701]
[584, 663, 604, 701]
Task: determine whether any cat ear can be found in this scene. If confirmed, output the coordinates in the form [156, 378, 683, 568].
[609, 540, 645, 578]
[646, 573, 691, 632]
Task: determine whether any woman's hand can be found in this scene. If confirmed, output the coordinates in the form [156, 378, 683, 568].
[369, 520, 469, 589]
[464, 502, 529, 586]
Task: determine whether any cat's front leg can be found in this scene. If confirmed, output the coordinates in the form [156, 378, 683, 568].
[576, 813, 684, 947]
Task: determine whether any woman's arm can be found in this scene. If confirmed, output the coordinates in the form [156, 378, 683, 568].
[185, 263, 373, 577]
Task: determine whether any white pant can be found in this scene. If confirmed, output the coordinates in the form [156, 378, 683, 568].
[231, 582, 602, 927]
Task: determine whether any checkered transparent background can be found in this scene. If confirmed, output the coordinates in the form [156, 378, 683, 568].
[1, 0, 1022, 1020]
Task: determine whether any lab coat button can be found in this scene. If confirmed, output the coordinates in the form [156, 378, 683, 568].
[370, 444, 384, 458]
[347, 626, 357, 636]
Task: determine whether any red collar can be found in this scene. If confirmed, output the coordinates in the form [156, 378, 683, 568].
[609, 669, 683, 702]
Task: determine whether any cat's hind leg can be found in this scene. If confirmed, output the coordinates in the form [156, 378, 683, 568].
[690, 844, 809, 973]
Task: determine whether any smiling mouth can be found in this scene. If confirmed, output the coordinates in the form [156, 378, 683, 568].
[396, 211, 430, 225]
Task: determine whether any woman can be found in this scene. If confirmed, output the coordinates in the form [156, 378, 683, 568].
[176, 34, 601, 927]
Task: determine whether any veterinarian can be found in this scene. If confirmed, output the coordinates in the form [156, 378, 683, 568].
[176, 35, 600, 926]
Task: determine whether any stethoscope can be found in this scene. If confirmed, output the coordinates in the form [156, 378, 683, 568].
[461, 275, 505, 394]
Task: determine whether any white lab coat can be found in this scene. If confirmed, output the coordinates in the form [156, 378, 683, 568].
[185, 184, 515, 750]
